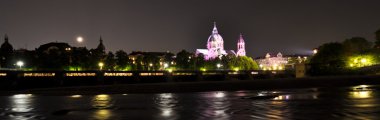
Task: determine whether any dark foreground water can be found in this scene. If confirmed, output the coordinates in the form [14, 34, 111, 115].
[0, 85, 379, 120]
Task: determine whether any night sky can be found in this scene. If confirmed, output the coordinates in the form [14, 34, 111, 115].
[1, 0, 380, 57]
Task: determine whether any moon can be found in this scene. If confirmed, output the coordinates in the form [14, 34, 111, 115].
[76, 36, 83, 43]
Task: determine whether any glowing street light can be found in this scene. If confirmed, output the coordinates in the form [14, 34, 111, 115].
[313, 48, 318, 55]
[98, 62, 104, 70]
[16, 61, 24, 69]
[163, 63, 169, 68]
[216, 63, 222, 69]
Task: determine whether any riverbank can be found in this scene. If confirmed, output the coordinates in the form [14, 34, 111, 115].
[4, 75, 380, 95]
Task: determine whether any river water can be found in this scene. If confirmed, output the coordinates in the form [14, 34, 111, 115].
[0, 85, 379, 120]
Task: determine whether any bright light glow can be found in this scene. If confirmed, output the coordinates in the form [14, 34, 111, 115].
[122, 94, 128, 96]
[164, 63, 169, 68]
[313, 49, 318, 54]
[214, 92, 226, 98]
[98, 62, 104, 67]
[216, 63, 222, 68]
[200, 68, 207, 72]
[70, 95, 82, 98]
[149, 63, 153, 67]
[167, 69, 173, 73]
[162, 109, 172, 117]
[16, 61, 24, 68]
[94, 109, 111, 120]
[98, 62, 104, 70]
[259, 64, 263, 68]
[76, 36, 83, 43]
[348, 55, 374, 68]
[361, 59, 367, 63]
[278, 66, 283, 70]
[354, 59, 358, 63]
[92, 94, 112, 109]
[160, 93, 173, 99]
[13, 94, 32, 99]
[351, 91, 372, 99]
[95, 94, 110, 100]
[233, 68, 239, 72]
[12, 94, 33, 113]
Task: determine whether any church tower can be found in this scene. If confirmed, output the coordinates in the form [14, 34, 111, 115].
[96, 36, 105, 54]
[236, 33, 246, 56]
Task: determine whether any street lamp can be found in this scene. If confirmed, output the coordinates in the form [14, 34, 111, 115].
[313, 48, 318, 55]
[98, 62, 104, 70]
[216, 63, 222, 70]
[16, 61, 24, 69]
[164, 63, 169, 68]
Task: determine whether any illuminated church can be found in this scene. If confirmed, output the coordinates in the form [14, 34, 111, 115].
[196, 23, 246, 60]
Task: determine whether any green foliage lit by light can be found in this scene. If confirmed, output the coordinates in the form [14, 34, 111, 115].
[69, 66, 82, 71]
[347, 55, 375, 68]
[121, 66, 132, 71]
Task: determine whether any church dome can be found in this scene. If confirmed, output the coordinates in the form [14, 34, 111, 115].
[207, 23, 224, 43]
[1, 34, 13, 53]
[207, 23, 224, 49]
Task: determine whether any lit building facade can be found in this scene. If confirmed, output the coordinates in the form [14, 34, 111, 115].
[256, 52, 309, 70]
[196, 23, 247, 60]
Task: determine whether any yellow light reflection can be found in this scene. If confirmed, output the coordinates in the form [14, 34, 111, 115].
[93, 109, 111, 120]
[350, 91, 372, 99]
[92, 94, 113, 109]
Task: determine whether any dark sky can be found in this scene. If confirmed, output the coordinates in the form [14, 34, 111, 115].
[1, 0, 380, 57]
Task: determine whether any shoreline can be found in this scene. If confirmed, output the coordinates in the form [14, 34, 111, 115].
[3, 75, 380, 95]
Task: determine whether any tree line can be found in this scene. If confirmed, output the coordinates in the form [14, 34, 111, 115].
[0, 45, 258, 71]
[308, 29, 380, 75]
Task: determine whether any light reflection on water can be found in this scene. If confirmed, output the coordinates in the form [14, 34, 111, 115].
[0, 85, 379, 119]
[155, 93, 178, 119]
[91, 94, 114, 120]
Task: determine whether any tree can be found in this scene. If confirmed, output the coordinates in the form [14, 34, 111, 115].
[343, 37, 372, 56]
[143, 54, 160, 71]
[194, 54, 205, 70]
[375, 29, 380, 48]
[309, 42, 346, 75]
[225, 56, 259, 70]
[70, 47, 90, 70]
[115, 50, 129, 70]
[105, 52, 116, 70]
[175, 50, 193, 70]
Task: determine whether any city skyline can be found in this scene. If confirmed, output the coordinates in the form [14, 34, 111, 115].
[1, 0, 380, 57]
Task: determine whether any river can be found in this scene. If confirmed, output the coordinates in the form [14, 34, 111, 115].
[0, 85, 378, 120]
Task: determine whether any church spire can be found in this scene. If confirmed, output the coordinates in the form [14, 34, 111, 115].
[96, 35, 105, 53]
[236, 33, 246, 56]
[239, 33, 244, 42]
[99, 36, 103, 44]
[4, 34, 8, 42]
[212, 22, 218, 34]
